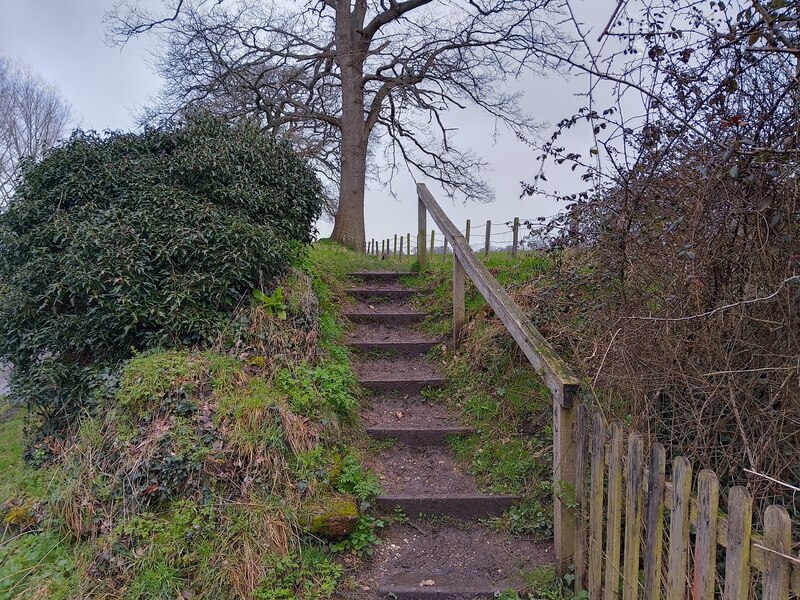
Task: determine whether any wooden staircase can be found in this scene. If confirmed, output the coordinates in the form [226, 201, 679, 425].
[343, 271, 552, 599]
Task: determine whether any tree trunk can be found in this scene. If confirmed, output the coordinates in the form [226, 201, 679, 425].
[330, 126, 367, 250]
[330, 2, 368, 251]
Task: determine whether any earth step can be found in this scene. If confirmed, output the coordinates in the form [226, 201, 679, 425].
[353, 358, 446, 394]
[359, 376, 446, 394]
[346, 323, 440, 355]
[366, 425, 473, 445]
[346, 287, 416, 301]
[355, 521, 554, 598]
[376, 495, 521, 519]
[341, 309, 427, 325]
[348, 339, 438, 355]
[362, 398, 464, 430]
[348, 271, 411, 283]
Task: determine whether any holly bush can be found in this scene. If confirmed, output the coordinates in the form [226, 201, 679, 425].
[0, 116, 323, 434]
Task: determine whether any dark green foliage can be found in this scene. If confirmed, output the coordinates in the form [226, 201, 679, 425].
[0, 117, 323, 432]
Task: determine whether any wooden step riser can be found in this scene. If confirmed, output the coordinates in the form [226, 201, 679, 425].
[346, 289, 417, 301]
[359, 379, 447, 394]
[342, 312, 426, 326]
[376, 495, 520, 520]
[366, 427, 472, 445]
[348, 341, 437, 355]
[377, 586, 500, 599]
[348, 272, 410, 283]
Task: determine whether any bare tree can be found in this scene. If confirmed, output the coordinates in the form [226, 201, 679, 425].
[110, 0, 562, 250]
[0, 59, 72, 203]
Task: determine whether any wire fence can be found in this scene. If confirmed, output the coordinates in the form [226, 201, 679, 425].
[366, 216, 565, 259]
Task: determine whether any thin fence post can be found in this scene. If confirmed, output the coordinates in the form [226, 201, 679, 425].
[394, 234, 398, 257]
[512, 217, 520, 257]
[430, 230, 435, 259]
[418, 195, 427, 266]
[443, 237, 448, 256]
[399, 235, 404, 258]
[453, 254, 465, 348]
[406, 233, 411, 260]
[465, 219, 471, 246]
[484, 220, 491, 256]
[367, 240, 372, 255]
[386, 239, 390, 259]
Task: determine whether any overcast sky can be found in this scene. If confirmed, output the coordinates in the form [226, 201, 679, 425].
[0, 0, 617, 248]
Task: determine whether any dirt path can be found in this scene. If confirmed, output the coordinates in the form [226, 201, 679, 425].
[341, 271, 553, 599]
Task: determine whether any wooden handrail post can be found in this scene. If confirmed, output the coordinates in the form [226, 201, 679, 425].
[512, 217, 520, 257]
[484, 220, 491, 256]
[554, 397, 578, 575]
[418, 194, 427, 266]
[453, 254, 465, 348]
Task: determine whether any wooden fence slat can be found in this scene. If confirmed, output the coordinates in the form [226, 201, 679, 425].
[692, 470, 719, 600]
[666, 457, 693, 600]
[588, 412, 607, 600]
[622, 432, 644, 600]
[762, 505, 791, 600]
[575, 404, 590, 592]
[603, 422, 624, 600]
[723, 486, 753, 600]
[643, 443, 666, 600]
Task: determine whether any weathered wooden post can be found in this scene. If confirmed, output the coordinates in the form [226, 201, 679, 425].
[367, 240, 372, 255]
[399, 235, 404, 258]
[465, 219, 471, 246]
[418, 194, 427, 266]
[430, 230, 435, 259]
[554, 389, 579, 577]
[512, 217, 520, 257]
[484, 220, 491, 256]
[406, 233, 411, 260]
[394, 234, 398, 257]
[453, 252, 465, 348]
[443, 237, 448, 256]
[381, 239, 386, 256]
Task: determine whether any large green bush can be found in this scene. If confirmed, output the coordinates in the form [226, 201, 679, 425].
[0, 117, 323, 433]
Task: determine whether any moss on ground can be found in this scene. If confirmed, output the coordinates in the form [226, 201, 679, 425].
[0, 252, 384, 599]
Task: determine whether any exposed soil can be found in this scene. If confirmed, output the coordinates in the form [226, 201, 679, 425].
[346, 281, 413, 291]
[341, 520, 555, 599]
[361, 398, 462, 429]
[352, 357, 445, 381]
[364, 445, 479, 496]
[343, 300, 421, 315]
[346, 323, 440, 344]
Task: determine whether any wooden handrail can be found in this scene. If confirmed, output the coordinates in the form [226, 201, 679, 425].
[417, 183, 581, 407]
[416, 183, 581, 574]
